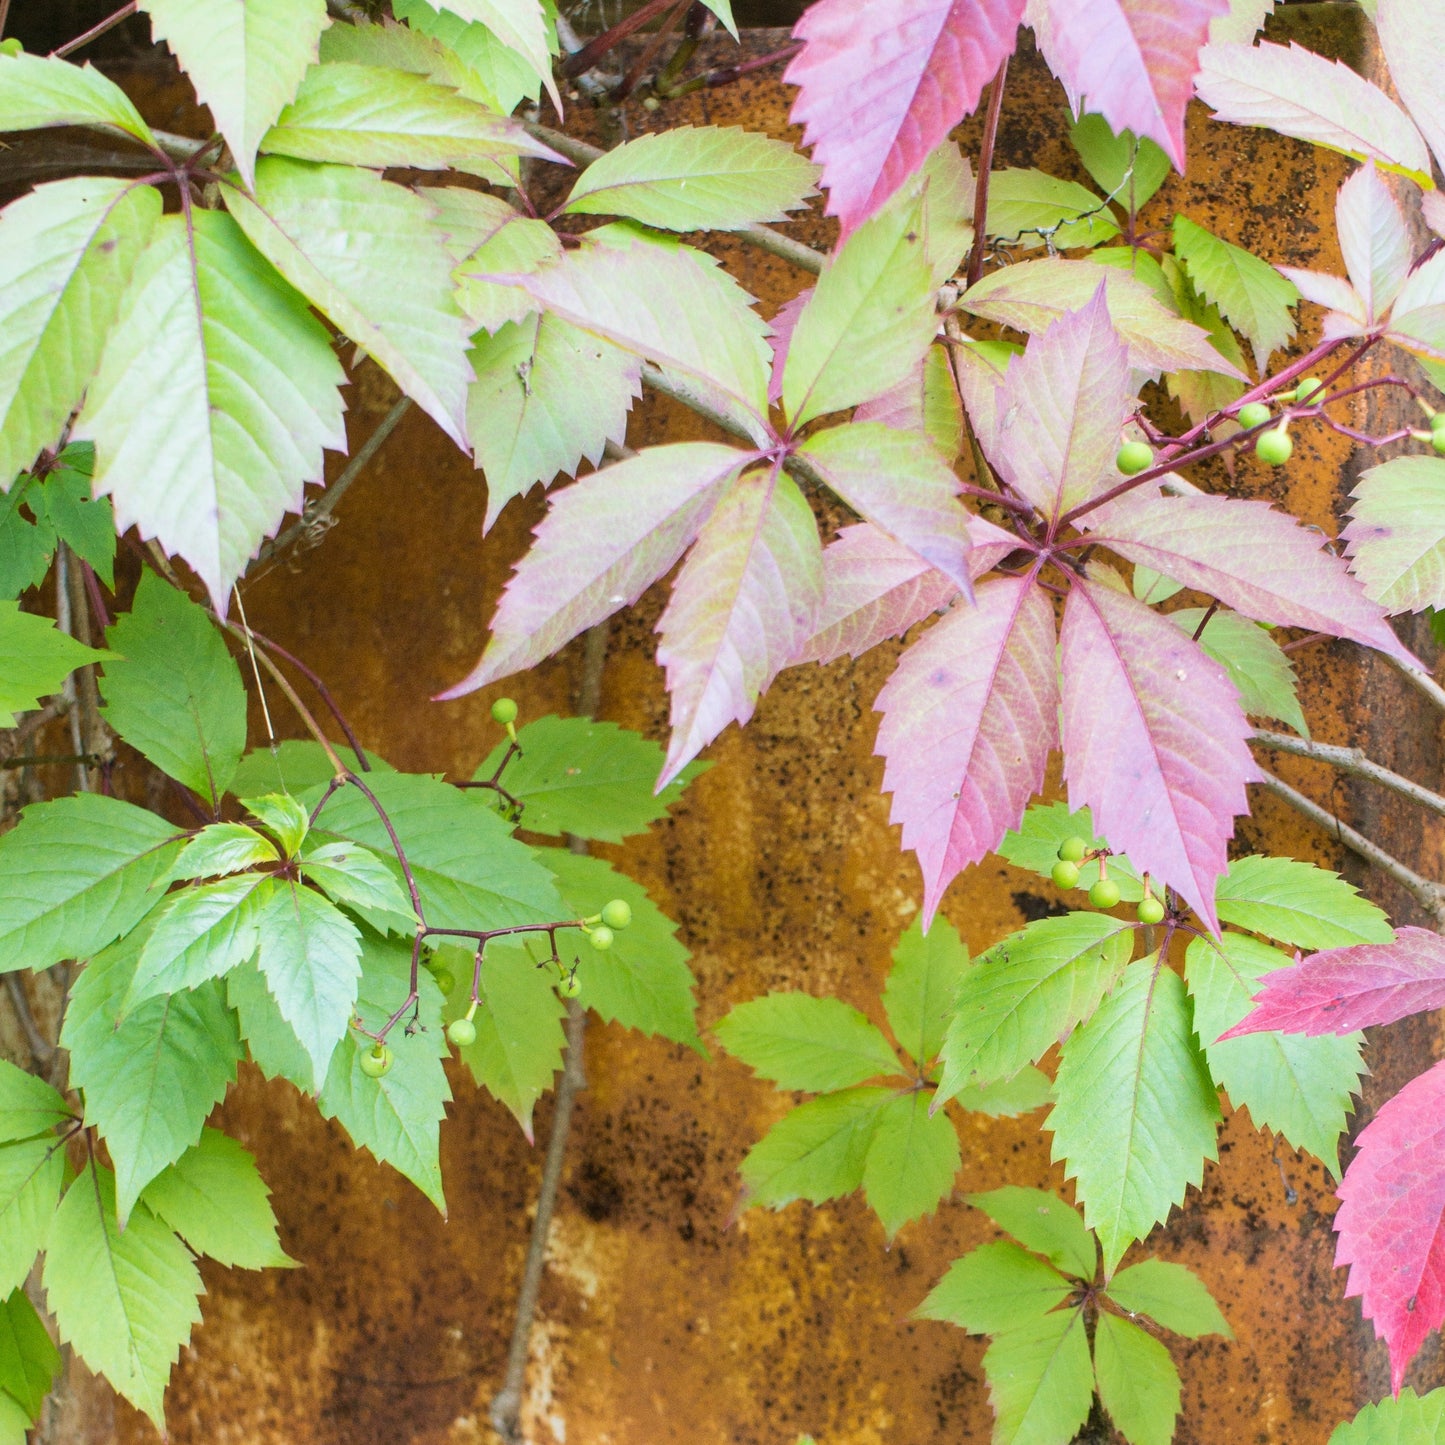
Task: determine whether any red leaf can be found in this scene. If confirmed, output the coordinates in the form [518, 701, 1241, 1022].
[1032, 0, 1228, 169]
[785, 0, 1024, 238]
[1334, 1059, 1445, 1393]
[1222, 927, 1445, 1038]
[876, 576, 1058, 925]
[1059, 578, 1260, 931]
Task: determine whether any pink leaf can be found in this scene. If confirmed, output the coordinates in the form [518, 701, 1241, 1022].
[1222, 928, 1445, 1038]
[437, 442, 750, 698]
[876, 575, 1058, 925]
[1387, 250, 1445, 364]
[1035, 0, 1228, 169]
[1336, 162, 1412, 327]
[1334, 1059, 1445, 1393]
[768, 288, 812, 406]
[1425, 190, 1445, 242]
[657, 464, 824, 785]
[1275, 265, 1367, 334]
[798, 515, 1019, 665]
[1059, 578, 1260, 931]
[1087, 492, 1417, 664]
[1377, 0, 1445, 181]
[784, 0, 1024, 238]
[989, 286, 1134, 524]
[796, 422, 974, 595]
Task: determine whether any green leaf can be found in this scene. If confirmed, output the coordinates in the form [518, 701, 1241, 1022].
[983, 1308, 1094, 1445]
[861, 1088, 960, 1238]
[1186, 932, 1364, 1173]
[952, 1066, 1053, 1118]
[254, 879, 362, 1085]
[307, 770, 563, 931]
[476, 715, 699, 842]
[141, 0, 327, 188]
[543, 850, 700, 1050]
[915, 1242, 1073, 1334]
[170, 822, 279, 882]
[319, 15, 507, 110]
[392, 0, 548, 114]
[450, 200, 560, 333]
[0, 178, 160, 488]
[781, 196, 937, 428]
[0, 481, 56, 600]
[42, 1162, 203, 1429]
[227, 956, 319, 1094]
[0, 598, 105, 727]
[0, 1135, 65, 1300]
[1330, 1387, 1445, 1444]
[936, 913, 1135, 1100]
[62, 934, 242, 1224]
[1049, 961, 1221, 1273]
[300, 840, 419, 936]
[995, 801, 1146, 902]
[319, 933, 451, 1210]
[1093, 1311, 1182, 1445]
[443, 942, 564, 1141]
[984, 168, 1119, 250]
[127, 874, 268, 1005]
[1173, 215, 1298, 371]
[0, 51, 156, 145]
[738, 1087, 893, 1210]
[229, 740, 391, 796]
[1214, 855, 1393, 949]
[563, 125, 817, 231]
[241, 793, 310, 857]
[100, 570, 247, 805]
[963, 1186, 1097, 1280]
[1170, 608, 1309, 736]
[1069, 114, 1171, 210]
[32, 443, 115, 587]
[1132, 565, 1184, 605]
[0, 1392, 27, 1444]
[408, 0, 556, 106]
[714, 993, 900, 1092]
[466, 314, 640, 531]
[0, 793, 180, 975]
[222, 159, 472, 448]
[0, 1061, 69, 1140]
[0, 1288, 59, 1420]
[141, 1127, 295, 1269]
[1159, 250, 1248, 424]
[882, 914, 969, 1068]
[1103, 1258, 1233, 1338]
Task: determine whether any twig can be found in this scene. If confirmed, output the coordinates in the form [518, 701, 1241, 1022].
[4, 975, 54, 1069]
[964, 58, 1009, 291]
[0, 0, 12, 41]
[1386, 654, 1445, 714]
[656, 39, 802, 99]
[243, 628, 369, 772]
[51, 2, 137, 58]
[1251, 729, 1445, 821]
[0, 700, 69, 760]
[1255, 770, 1445, 926]
[564, 0, 678, 77]
[53, 547, 92, 795]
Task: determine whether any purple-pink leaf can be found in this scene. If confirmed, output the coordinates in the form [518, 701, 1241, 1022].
[1222, 927, 1445, 1038]
[1060, 577, 1259, 931]
[1274, 265, 1367, 338]
[989, 287, 1133, 524]
[1087, 493, 1417, 664]
[1386, 250, 1445, 364]
[437, 442, 750, 698]
[876, 575, 1058, 926]
[1033, 0, 1228, 168]
[1335, 162, 1411, 327]
[784, 0, 1024, 238]
[768, 288, 812, 406]
[1334, 1059, 1445, 1394]
[796, 423, 974, 595]
[1377, 0, 1445, 182]
[656, 465, 824, 785]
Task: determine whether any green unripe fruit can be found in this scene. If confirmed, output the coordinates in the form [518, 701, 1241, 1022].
[360, 1044, 393, 1079]
[1089, 877, 1122, 909]
[1255, 428, 1293, 466]
[600, 898, 632, 931]
[446, 1017, 477, 1048]
[1051, 859, 1081, 890]
[1431, 411, 1445, 434]
[1137, 896, 1166, 925]
[432, 967, 455, 997]
[1056, 836, 1088, 864]
[588, 925, 615, 952]
[560, 972, 583, 998]
[1237, 402, 1272, 429]
[490, 697, 518, 725]
[1116, 441, 1154, 476]
[1294, 377, 1324, 403]
[1433, 431, 1445, 457]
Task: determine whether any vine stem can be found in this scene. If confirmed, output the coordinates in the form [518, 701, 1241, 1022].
[965, 57, 1009, 291]
[1251, 729, 1445, 820]
[51, 2, 136, 57]
[0, 0, 11, 40]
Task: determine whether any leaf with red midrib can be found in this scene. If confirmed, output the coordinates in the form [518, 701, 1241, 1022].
[784, 0, 1025, 239]
[1334, 1059, 1445, 1393]
[1221, 927, 1445, 1039]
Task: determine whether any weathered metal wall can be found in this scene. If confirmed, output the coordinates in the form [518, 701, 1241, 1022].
[10, 8, 1444, 1441]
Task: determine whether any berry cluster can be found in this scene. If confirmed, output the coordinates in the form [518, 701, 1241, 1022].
[1050, 836, 1164, 924]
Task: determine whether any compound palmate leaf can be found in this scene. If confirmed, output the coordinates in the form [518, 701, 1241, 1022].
[715, 992, 899, 1092]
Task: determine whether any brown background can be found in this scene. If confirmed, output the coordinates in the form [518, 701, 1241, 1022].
[5, 5, 1445, 1442]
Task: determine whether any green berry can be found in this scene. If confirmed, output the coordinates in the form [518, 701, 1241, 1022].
[588, 924, 614, 952]
[1089, 877, 1121, 910]
[1255, 427, 1293, 466]
[1056, 836, 1088, 864]
[560, 972, 583, 998]
[1433, 431, 1445, 457]
[446, 1017, 477, 1048]
[1137, 896, 1166, 925]
[432, 967, 455, 997]
[1237, 402, 1272, 429]
[490, 697, 518, 726]
[600, 898, 632, 931]
[1294, 377, 1324, 403]
[1116, 440, 1154, 476]
[1430, 411, 1445, 434]
[1051, 859, 1081, 890]
[359, 1044, 393, 1079]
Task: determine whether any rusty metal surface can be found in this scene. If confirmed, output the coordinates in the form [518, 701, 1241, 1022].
[15, 12, 1433, 1443]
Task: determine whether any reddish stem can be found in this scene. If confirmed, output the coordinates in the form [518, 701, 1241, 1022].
[965, 58, 1009, 291]
[52, 1, 136, 57]
[564, 0, 678, 77]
